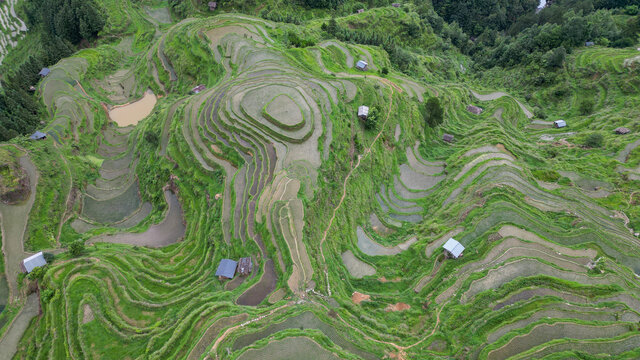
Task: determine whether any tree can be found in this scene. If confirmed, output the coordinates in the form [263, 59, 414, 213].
[69, 241, 85, 257]
[424, 97, 444, 128]
[584, 133, 604, 147]
[543, 46, 566, 69]
[363, 106, 380, 130]
[27, 265, 47, 281]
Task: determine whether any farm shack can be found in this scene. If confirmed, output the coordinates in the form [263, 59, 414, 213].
[38, 68, 50, 77]
[442, 133, 454, 143]
[237, 257, 253, 276]
[392, 3, 400, 7]
[215, 259, 237, 280]
[357, 8, 364, 13]
[191, 84, 206, 94]
[21, 252, 47, 273]
[553, 120, 567, 128]
[615, 127, 630, 135]
[29, 131, 47, 140]
[442, 238, 465, 259]
[355, 60, 368, 71]
[358, 105, 369, 120]
[585, 41, 595, 46]
[28, 86, 36, 92]
[208, 1, 217, 11]
[466, 105, 483, 115]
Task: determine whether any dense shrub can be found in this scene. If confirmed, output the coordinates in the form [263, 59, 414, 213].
[584, 132, 604, 147]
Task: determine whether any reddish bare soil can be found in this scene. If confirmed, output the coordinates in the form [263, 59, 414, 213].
[385, 303, 410, 312]
[351, 291, 370, 304]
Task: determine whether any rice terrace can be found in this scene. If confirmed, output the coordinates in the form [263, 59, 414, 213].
[1, 0, 640, 359]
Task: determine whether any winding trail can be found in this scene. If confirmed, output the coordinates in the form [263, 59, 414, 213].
[318, 81, 396, 296]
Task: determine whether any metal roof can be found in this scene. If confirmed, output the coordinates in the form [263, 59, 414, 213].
[39, 68, 50, 76]
[358, 105, 369, 117]
[443, 238, 465, 258]
[215, 259, 237, 279]
[355, 60, 368, 69]
[29, 131, 47, 140]
[23, 252, 47, 273]
[554, 120, 566, 128]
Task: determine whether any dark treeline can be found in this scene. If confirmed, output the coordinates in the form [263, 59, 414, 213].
[322, 18, 417, 72]
[0, 0, 105, 141]
[429, 0, 640, 69]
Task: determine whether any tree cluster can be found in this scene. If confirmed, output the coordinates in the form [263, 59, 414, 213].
[0, 0, 105, 141]
[24, 0, 105, 45]
[423, 97, 444, 128]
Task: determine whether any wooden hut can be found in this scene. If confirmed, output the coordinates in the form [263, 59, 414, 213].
[237, 257, 253, 276]
[615, 127, 630, 135]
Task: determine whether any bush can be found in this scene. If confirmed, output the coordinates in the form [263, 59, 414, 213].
[27, 265, 47, 281]
[558, 176, 572, 185]
[579, 99, 594, 115]
[584, 132, 604, 148]
[532, 169, 561, 182]
[363, 106, 380, 130]
[69, 241, 85, 257]
[42, 252, 55, 263]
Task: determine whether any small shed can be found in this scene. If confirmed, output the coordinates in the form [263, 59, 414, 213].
[357, 8, 364, 13]
[358, 105, 369, 119]
[442, 238, 465, 259]
[29, 131, 47, 140]
[392, 3, 400, 7]
[355, 60, 368, 71]
[191, 84, 206, 94]
[28, 86, 36, 92]
[208, 1, 217, 11]
[21, 252, 47, 273]
[553, 120, 567, 128]
[38, 68, 50, 77]
[237, 257, 253, 276]
[615, 127, 630, 135]
[466, 105, 483, 115]
[442, 133, 454, 143]
[585, 41, 595, 47]
[215, 259, 237, 280]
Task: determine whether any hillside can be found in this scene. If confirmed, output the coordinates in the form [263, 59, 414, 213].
[0, 1, 639, 359]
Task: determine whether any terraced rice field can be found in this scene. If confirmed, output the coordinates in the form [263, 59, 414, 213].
[2, 9, 640, 360]
[0, 0, 27, 65]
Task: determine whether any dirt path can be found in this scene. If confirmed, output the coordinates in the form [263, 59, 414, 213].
[0, 293, 39, 359]
[471, 90, 533, 119]
[617, 138, 640, 163]
[318, 82, 396, 296]
[0, 153, 38, 302]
